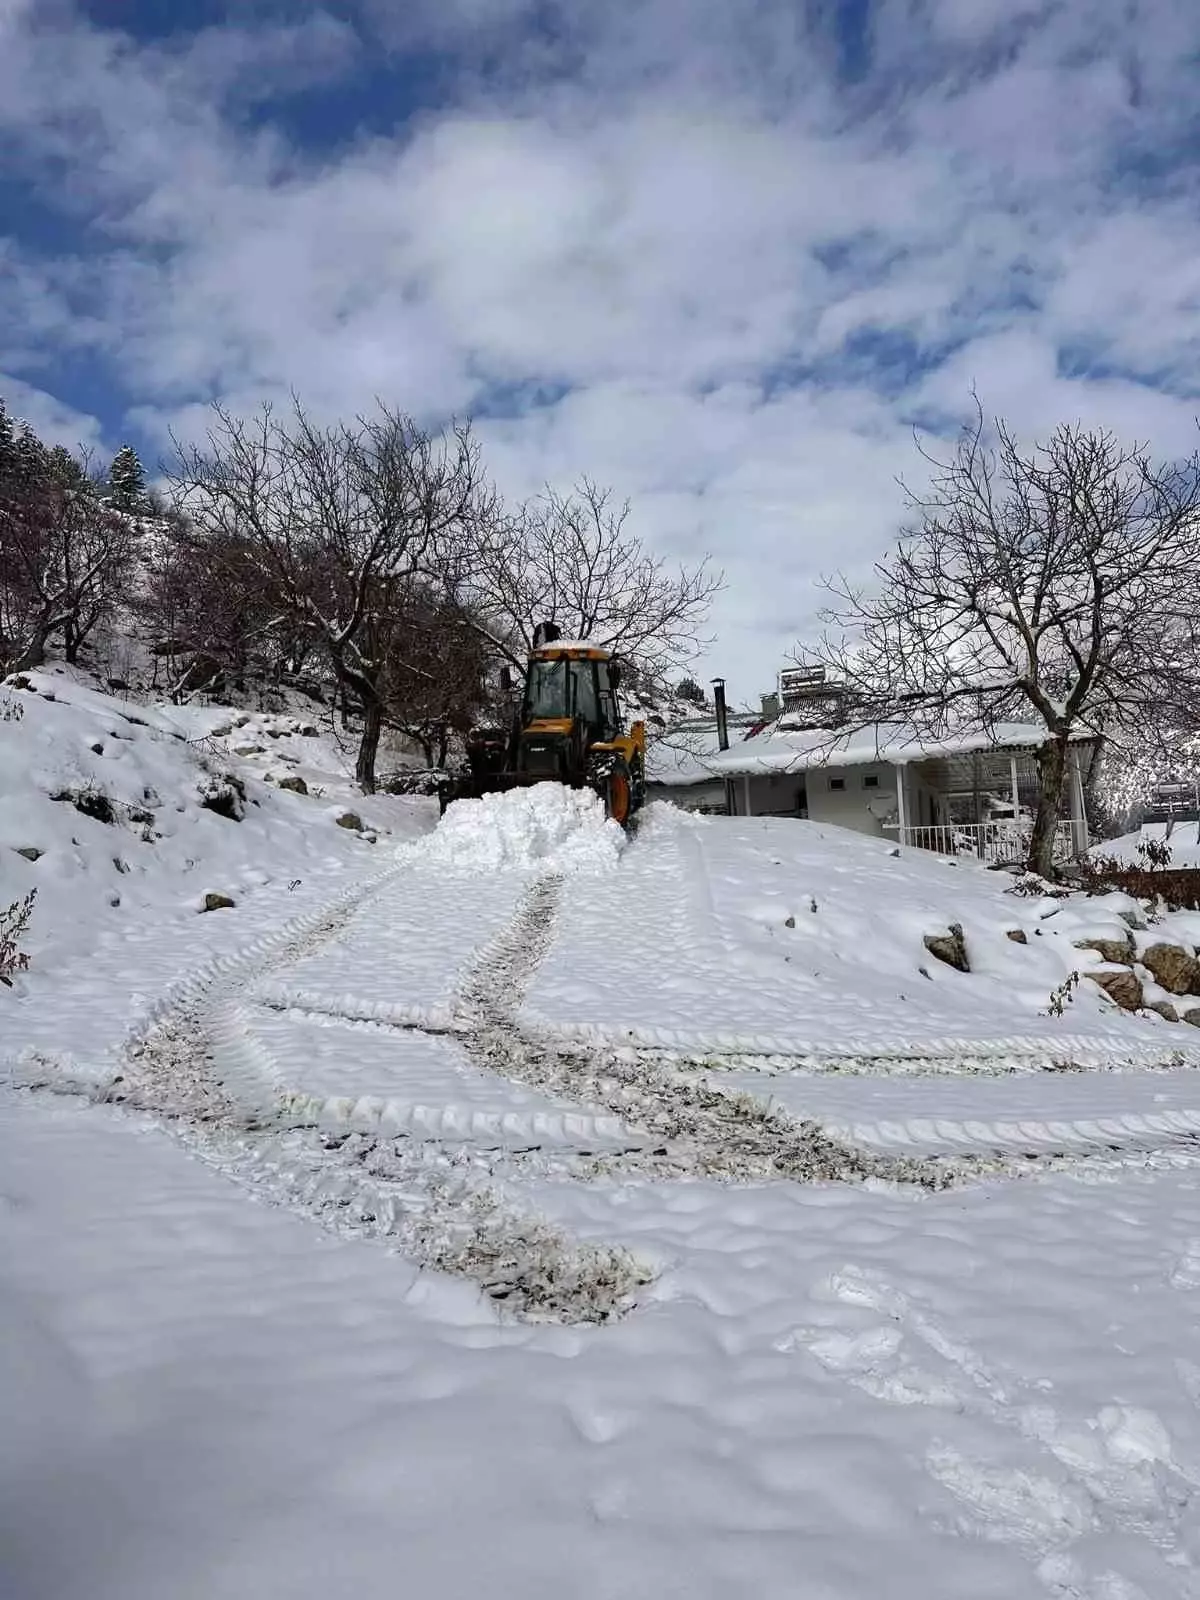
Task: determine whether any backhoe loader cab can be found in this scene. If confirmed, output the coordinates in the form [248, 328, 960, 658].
[442, 624, 646, 825]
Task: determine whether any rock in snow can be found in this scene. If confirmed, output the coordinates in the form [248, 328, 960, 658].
[1089, 966, 1144, 1011]
[923, 923, 970, 972]
[1141, 941, 1200, 997]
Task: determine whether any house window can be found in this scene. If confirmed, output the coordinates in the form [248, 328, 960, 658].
[829, 777, 846, 791]
[863, 774, 879, 789]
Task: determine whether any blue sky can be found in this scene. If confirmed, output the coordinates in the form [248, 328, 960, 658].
[3, 0, 1200, 696]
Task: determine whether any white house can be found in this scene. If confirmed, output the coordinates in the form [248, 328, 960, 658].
[651, 714, 1096, 865]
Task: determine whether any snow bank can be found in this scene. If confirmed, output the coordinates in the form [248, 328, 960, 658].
[412, 783, 626, 875]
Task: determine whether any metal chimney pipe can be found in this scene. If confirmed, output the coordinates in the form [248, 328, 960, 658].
[711, 678, 729, 751]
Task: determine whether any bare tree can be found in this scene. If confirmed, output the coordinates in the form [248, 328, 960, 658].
[0, 418, 136, 674]
[378, 589, 493, 768]
[143, 515, 305, 700]
[469, 479, 720, 688]
[169, 400, 491, 791]
[815, 408, 1200, 877]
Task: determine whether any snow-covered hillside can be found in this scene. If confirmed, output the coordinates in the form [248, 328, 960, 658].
[8, 674, 1200, 1598]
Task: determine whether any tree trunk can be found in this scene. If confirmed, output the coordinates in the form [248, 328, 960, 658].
[1028, 734, 1071, 878]
[356, 697, 383, 794]
[10, 624, 52, 675]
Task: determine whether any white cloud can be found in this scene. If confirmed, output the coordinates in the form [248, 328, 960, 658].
[2, 0, 1199, 695]
[0, 371, 104, 452]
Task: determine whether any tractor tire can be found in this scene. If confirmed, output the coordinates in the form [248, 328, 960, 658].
[602, 758, 634, 828]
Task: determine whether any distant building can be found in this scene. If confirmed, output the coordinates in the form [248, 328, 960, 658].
[646, 661, 1094, 864]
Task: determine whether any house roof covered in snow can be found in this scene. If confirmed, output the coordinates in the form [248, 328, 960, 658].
[645, 715, 764, 786]
[703, 719, 1095, 779]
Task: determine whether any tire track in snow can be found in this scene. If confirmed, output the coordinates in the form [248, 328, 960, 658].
[697, 1069, 1200, 1162]
[453, 875, 987, 1190]
[27, 861, 653, 1324]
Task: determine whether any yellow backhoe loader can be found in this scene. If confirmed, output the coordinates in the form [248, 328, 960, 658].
[438, 623, 646, 826]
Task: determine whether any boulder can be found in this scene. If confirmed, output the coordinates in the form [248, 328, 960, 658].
[1140, 943, 1200, 997]
[201, 892, 236, 913]
[1146, 1000, 1180, 1023]
[1006, 929, 1028, 945]
[1073, 935, 1134, 965]
[233, 743, 265, 756]
[276, 774, 308, 795]
[14, 846, 42, 862]
[336, 811, 364, 832]
[923, 924, 969, 972]
[1088, 968, 1143, 1012]
[1184, 1010, 1200, 1029]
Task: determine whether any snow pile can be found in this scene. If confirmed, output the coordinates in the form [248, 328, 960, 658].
[413, 783, 626, 875]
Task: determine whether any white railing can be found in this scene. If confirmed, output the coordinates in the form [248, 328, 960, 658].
[887, 819, 1076, 865]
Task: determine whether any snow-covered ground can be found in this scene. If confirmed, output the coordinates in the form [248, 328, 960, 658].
[8, 676, 1200, 1598]
[1100, 821, 1200, 868]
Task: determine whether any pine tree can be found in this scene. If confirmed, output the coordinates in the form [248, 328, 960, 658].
[108, 444, 146, 511]
[46, 444, 89, 493]
[0, 400, 15, 475]
[13, 425, 47, 489]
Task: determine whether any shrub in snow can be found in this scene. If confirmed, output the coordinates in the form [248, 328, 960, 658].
[1045, 971, 1082, 1017]
[1078, 852, 1200, 913]
[0, 888, 36, 986]
[50, 781, 115, 825]
[196, 770, 246, 821]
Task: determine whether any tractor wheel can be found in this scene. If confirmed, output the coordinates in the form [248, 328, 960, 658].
[603, 760, 633, 827]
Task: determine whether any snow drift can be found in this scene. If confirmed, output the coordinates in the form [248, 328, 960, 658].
[411, 783, 627, 875]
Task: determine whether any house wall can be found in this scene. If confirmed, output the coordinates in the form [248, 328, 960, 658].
[660, 759, 963, 832]
[801, 764, 897, 836]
